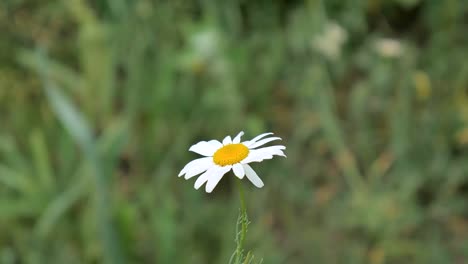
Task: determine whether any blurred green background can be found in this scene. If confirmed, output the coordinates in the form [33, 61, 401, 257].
[1, 0, 468, 263]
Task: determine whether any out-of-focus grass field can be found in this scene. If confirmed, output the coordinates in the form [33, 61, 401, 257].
[1, 0, 468, 263]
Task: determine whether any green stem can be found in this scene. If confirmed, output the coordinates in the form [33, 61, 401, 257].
[234, 180, 248, 264]
[238, 180, 246, 215]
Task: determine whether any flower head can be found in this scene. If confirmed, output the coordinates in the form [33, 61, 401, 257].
[178, 132, 286, 193]
[374, 38, 403, 58]
[312, 22, 348, 60]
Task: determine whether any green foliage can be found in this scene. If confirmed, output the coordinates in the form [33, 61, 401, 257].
[1, 0, 468, 263]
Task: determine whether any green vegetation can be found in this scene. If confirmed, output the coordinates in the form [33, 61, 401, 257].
[1, 0, 468, 263]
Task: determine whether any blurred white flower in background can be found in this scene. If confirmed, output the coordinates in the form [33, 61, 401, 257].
[312, 22, 348, 60]
[190, 29, 220, 60]
[179, 28, 226, 74]
[374, 38, 403, 58]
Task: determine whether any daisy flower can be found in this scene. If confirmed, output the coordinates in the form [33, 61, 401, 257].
[178, 132, 286, 193]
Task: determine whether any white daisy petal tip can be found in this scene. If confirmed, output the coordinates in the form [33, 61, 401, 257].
[243, 164, 264, 188]
[179, 131, 285, 192]
[189, 140, 222, 156]
[233, 131, 245, 143]
[222, 135, 232, 145]
[255, 181, 265, 188]
[249, 137, 282, 149]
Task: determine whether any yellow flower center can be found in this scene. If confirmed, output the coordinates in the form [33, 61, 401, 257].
[213, 144, 249, 166]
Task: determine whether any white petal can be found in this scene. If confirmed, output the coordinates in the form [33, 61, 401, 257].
[232, 163, 245, 179]
[242, 164, 264, 188]
[244, 132, 273, 147]
[250, 132, 274, 142]
[194, 166, 217, 190]
[222, 136, 232, 145]
[189, 140, 222, 156]
[178, 157, 213, 178]
[205, 165, 232, 193]
[232, 131, 244, 144]
[241, 145, 286, 164]
[184, 162, 215, 180]
[249, 137, 282, 149]
[254, 145, 286, 155]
